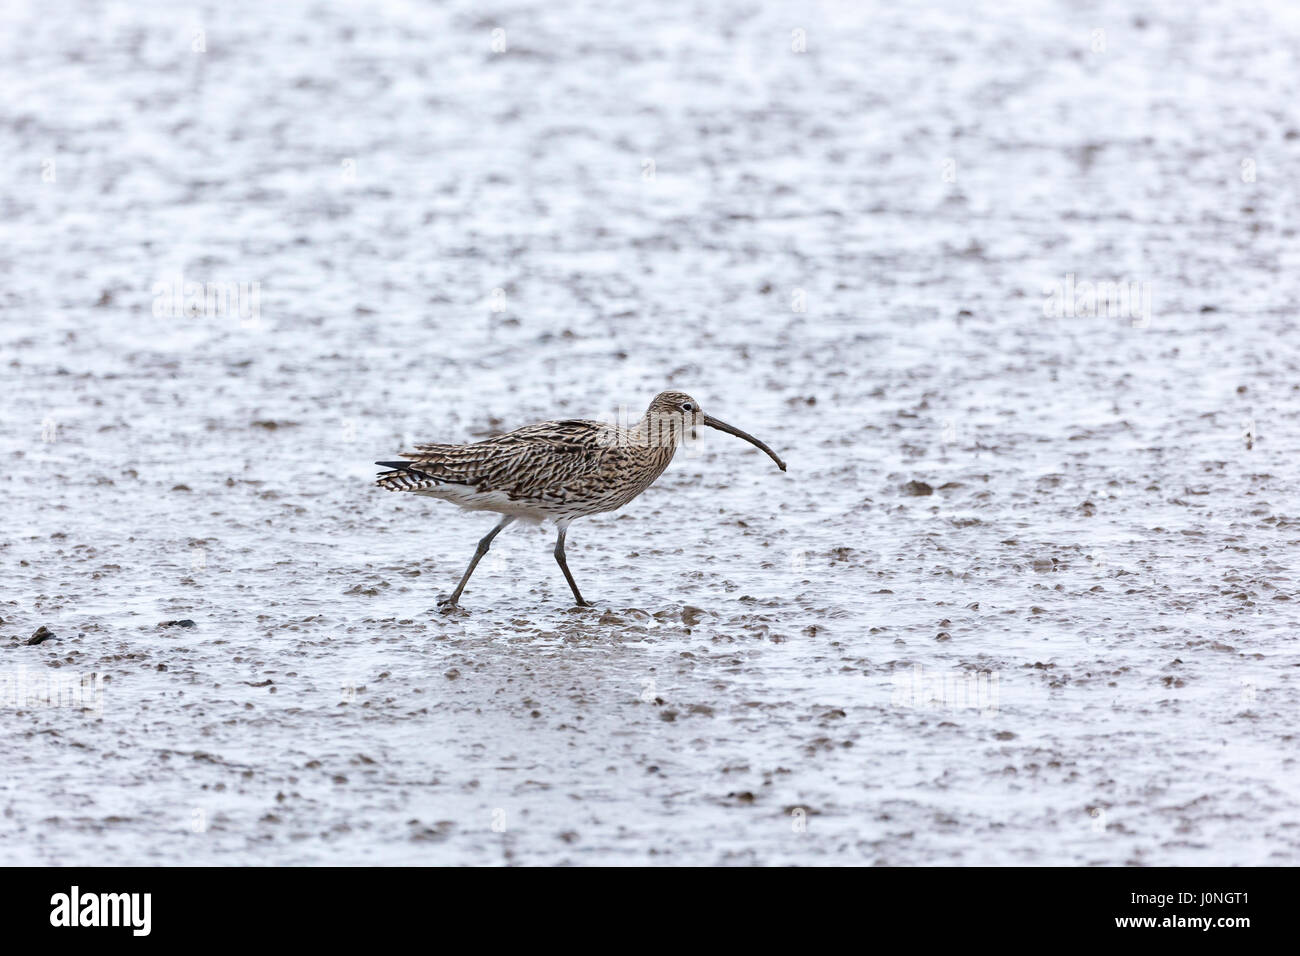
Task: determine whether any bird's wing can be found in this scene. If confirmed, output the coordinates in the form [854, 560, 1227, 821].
[389, 419, 614, 500]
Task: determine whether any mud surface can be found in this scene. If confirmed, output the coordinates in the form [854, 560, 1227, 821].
[2, 0, 1298, 864]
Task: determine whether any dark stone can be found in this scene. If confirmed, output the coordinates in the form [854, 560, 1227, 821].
[27, 626, 55, 645]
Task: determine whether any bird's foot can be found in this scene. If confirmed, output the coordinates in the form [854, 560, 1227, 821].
[437, 596, 464, 614]
[572, 599, 595, 608]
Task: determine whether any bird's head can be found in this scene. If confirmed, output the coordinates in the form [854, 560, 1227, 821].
[644, 391, 787, 471]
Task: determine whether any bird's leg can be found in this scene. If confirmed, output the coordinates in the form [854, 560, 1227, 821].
[440, 516, 515, 608]
[553, 525, 593, 607]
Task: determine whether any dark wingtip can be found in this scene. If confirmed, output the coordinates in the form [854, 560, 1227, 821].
[375, 461, 408, 470]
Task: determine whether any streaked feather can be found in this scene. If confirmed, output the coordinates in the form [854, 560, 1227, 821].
[375, 416, 677, 521]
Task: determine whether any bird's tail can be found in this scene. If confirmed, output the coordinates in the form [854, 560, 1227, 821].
[374, 460, 440, 492]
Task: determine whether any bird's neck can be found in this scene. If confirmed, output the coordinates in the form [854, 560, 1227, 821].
[627, 412, 686, 452]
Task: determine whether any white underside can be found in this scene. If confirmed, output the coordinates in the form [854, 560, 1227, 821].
[412, 484, 561, 523]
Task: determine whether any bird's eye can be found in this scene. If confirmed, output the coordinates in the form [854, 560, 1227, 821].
[681, 402, 696, 412]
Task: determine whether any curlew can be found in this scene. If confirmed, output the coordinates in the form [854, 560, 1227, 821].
[375, 390, 786, 608]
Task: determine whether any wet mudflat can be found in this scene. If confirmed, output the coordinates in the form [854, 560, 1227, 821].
[2, 0, 1298, 864]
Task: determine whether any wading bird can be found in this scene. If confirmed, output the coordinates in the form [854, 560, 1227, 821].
[375, 390, 786, 608]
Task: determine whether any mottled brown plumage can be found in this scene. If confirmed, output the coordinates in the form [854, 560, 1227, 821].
[375, 390, 786, 608]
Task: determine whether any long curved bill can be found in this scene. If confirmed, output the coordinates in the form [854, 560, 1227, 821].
[703, 414, 787, 471]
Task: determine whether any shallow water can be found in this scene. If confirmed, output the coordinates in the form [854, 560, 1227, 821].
[2, 0, 1299, 864]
